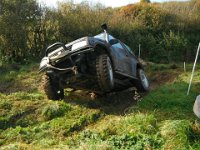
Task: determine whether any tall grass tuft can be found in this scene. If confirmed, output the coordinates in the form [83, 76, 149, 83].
[160, 120, 191, 149]
[42, 101, 71, 120]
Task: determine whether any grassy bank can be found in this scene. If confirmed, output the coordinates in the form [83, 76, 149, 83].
[0, 63, 200, 149]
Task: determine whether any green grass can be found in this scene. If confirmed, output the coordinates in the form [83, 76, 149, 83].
[0, 63, 200, 149]
[138, 83, 196, 120]
[66, 64, 200, 150]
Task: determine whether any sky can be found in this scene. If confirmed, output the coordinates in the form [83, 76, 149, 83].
[38, 0, 188, 8]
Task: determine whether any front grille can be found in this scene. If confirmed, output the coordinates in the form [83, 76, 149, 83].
[56, 58, 73, 68]
[48, 44, 72, 59]
[51, 49, 65, 57]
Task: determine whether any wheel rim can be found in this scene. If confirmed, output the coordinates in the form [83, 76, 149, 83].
[107, 58, 114, 87]
[140, 70, 149, 89]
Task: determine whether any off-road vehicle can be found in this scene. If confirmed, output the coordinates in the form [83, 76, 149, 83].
[39, 24, 149, 100]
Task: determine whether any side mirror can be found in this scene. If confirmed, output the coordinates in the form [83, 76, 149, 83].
[109, 39, 119, 45]
[101, 23, 108, 31]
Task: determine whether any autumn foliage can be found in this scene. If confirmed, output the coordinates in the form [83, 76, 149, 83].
[0, 0, 200, 64]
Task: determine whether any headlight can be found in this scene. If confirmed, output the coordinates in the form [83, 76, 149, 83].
[39, 57, 49, 71]
[72, 41, 87, 51]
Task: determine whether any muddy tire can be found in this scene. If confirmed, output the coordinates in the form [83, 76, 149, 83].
[96, 54, 114, 92]
[135, 69, 149, 92]
[43, 75, 64, 100]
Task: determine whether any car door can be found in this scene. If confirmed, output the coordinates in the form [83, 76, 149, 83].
[121, 43, 138, 77]
[110, 39, 133, 76]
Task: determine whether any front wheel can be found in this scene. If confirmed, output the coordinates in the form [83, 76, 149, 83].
[96, 54, 114, 92]
[43, 75, 64, 100]
[135, 69, 149, 92]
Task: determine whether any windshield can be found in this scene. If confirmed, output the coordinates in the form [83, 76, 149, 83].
[94, 33, 105, 40]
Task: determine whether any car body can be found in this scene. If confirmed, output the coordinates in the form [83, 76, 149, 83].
[39, 24, 149, 100]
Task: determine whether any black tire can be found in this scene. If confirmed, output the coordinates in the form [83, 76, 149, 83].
[96, 54, 114, 92]
[43, 75, 64, 100]
[135, 68, 149, 92]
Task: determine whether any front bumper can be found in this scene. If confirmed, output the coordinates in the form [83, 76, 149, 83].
[39, 56, 78, 74]
[39, 46, 94, 72]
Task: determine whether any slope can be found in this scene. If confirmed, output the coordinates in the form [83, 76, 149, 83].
[0, 63, 200, 149]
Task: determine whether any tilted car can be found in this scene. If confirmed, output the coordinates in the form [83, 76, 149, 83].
[39, 24, 149, 100]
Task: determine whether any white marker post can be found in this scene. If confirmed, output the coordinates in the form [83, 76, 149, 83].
[187, 42, 200, 95]
[184, 62, 186, 72]
[139, 44, 141, 58]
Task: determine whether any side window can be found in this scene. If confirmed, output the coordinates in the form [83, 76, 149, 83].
[112, 42, 124, 49]
[124, 44, 135, 56]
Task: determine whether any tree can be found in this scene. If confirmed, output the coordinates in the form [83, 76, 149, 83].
[0, 0, 41, 63]
[140, 0, 151, 3]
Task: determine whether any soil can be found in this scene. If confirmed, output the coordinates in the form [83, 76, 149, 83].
[149, 71, 181, 90]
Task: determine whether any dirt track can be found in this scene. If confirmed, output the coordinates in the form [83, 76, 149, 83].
[62, 68, 182, 116]
[0, 66, 181, 117]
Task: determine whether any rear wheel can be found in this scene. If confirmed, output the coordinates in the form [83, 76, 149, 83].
[135, 69, 149, 92]
[43, 75, 64, 100]
[96, 54, 114, 92]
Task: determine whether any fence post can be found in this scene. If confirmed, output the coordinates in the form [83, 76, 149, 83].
[138, 44, 141, 58]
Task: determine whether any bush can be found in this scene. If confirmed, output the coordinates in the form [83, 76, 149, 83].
[161, 31, 188, 62]
[0, 1, 200, 63]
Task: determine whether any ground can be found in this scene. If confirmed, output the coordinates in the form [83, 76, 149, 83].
[0, 62, 200, 150]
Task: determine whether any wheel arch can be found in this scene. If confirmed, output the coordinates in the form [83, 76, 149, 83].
[94, 44, 114, 67]
[94, 44, 110, 55]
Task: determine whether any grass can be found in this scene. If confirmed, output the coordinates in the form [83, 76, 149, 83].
[138, 83, 196, 120]
[0, 62, 200, 149]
